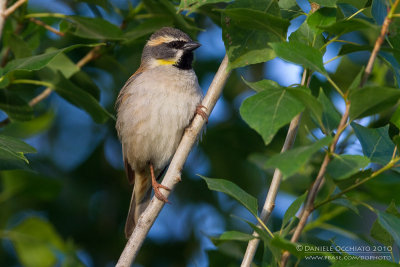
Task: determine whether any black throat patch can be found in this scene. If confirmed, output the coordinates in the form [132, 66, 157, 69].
[174, 51, 194, 70]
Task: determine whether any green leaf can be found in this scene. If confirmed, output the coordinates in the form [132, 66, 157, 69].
[371, 201, 399, 246]
[1, 170, 62, 202]
[64, 16, 123, 40]
[220, 8, 289, 39]
[312, 0, 337, 7]
[243, 78, 281, 92]
[371, 0, 387, 25]
[201, 176, 258, 217]
[69, 71, 101, 101]
[0, 134, 36, 170]
[123, 17, 173, 42]
[1, 43, 103, 78]
[270, 236, 307, 258]
[0, 90, 33, 121]
[306, 7, 336, 34]
[240, 86, 304, 145]
[278, 0, 302, 20]
[270, 41, 327, 75]
[390, 105, 400, 130]
[212, 231, 255, 245]
[287, 87, 323, 124]
[46, 50, 80, 79]
[349, 86, 400, 119]
[289, 21, 325, 50]
[318, 88, 341, 134]
[320, 18, 376, 35]
[378, 210, 400, 248]
[9, 217, 66, 267]
[76, 0, 111, 11]
[327, 155, 370, 180]
[222, 0, 284, 70]
[282, 192, 307, 227]
[1, 112, 55, 139]
[331, 260, 400, 267]
[7, 34, 33, 58]
[352, 123, 395, 165]
[178, 0, 232, 12]
[264, 137, 332, 178]
[39, 70, 112, 124]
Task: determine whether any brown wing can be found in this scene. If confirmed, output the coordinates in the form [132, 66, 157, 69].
[124, 159, 135, 185]
[115, 65, 145, 111]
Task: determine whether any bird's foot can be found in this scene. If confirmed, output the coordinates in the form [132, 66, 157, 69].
[196, 104, 208, 123]
[152, 179, 171, 203]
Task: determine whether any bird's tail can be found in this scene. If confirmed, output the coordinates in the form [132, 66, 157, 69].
[125, 172, 152, 238]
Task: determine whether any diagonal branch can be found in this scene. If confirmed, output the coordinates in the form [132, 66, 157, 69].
[4, 0, 27, 17]
[0, 0, 8, 42]
[116, 55, 231, 267]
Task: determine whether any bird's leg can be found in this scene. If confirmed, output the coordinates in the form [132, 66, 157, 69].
[150, 163, 170, 203]
[196, 104, 208, 123]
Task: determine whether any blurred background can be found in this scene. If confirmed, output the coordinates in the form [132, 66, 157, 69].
[1, 0, 398, 266]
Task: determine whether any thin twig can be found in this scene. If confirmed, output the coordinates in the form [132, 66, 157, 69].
[0, 0, 8, 42]
[314, 156, 400, 209]
[280, 1, 399, 264]
[29, 17, 65, 37]
[28, 47, 101, 106]
[241, 69, 308, 267]
[116, 55, 231, 267]
[4, 0, 26, 17]
[280, 102, 350, 266]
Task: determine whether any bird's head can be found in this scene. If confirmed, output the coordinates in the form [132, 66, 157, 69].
[141, 27, 201, 70]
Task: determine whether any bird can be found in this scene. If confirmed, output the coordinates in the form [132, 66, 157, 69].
[115, 27, 207, 238]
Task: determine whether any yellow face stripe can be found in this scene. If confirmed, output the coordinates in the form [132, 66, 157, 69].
[156, 59, 176, 65]
[147, 36, 187, 46]
[148, 36, 176, 46]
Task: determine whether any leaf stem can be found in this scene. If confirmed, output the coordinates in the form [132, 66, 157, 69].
[29, 17, 65, 37]
[24, 12, 68, 19]
[11, 79, 54, 88]
[314, 157, 400, 209]
[327, 77, 345, 99]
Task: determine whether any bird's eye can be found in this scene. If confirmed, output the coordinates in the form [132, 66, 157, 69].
[167, 41, 185, 49]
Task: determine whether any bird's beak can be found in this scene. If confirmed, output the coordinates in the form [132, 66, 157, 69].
[183, 41, 201, 51]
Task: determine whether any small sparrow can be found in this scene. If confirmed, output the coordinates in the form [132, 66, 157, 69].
[116, 27, 206, 238]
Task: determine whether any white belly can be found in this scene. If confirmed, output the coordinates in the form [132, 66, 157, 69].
[117, 66, 202, 172]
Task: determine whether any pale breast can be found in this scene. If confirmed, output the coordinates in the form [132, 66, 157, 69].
[116, 66, 202, 172]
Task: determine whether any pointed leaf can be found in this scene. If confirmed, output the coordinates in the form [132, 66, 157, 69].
[9, 217, 66, 267]
[352, 123, 395, 165]
[318, 88, 341, 134]
[40, 70, 113, 124]
[270, 41, 327, 75]
[222, 0, 284, 70]
[201, 176, 258, 217]
[378, 211, 400, 248]
[327, 155, 370, 180]
[349, 86, 400, 119]
[240, 86, 304, 145]
[0, 134, 36, 170]
[264, 137, 332, 178]
[282, 192, 307, 227]
[1, 43, 103, 78]
[0, 90, 33, 121]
